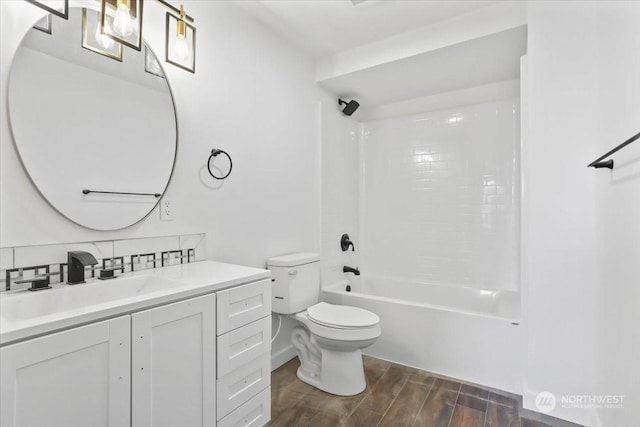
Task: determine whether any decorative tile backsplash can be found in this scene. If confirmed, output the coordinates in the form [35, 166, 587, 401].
[1, 233, 205, 292]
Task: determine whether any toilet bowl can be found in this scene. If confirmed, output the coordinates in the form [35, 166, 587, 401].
[267, 253, 382, 396]
[291, 302, 381, 396]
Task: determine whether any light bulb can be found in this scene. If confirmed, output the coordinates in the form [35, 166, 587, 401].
[173, 6, 190, 62]
[96, 19, 115, 49]
[174, 34, 189, 61]
[113, 2, 134, 37]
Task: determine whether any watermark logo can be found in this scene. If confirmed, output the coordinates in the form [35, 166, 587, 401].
[561, 394, 625, 410]
[535, 392, 625, 412]
[536, 391, 557, 412]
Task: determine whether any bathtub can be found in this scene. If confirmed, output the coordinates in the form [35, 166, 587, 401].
[322, 276, 523, 394]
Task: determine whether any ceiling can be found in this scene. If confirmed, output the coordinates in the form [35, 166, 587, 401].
[318, 25, 527, 109]
[236, 0, 498, 58]
[237, 0, 526, 120]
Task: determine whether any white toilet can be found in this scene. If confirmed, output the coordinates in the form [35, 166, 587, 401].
[267, 253, 381, 396]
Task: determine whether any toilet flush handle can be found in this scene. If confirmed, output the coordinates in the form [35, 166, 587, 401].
[289, 269, 298, 276]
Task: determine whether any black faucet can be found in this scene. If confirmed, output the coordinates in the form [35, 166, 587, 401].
[343, 265, 360, 276]
[341, 234, 355, 252]
[67, 251, 98, 285]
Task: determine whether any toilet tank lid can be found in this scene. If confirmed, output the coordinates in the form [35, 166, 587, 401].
[267, 253, 319, 267]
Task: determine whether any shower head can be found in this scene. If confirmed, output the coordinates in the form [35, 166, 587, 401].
[338, 98, 360, 116]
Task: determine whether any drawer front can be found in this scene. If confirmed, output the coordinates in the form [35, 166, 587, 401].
[217, 386, 271, 427]
[217, 316, 271, 378]
[217, 353, 271, 420]
[217, 279, 272, 335]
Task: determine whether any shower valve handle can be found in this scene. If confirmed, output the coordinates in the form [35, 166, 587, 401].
[341, 234, 355, 252]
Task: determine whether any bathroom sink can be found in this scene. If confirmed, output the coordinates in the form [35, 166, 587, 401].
[0, 275, 186, 322]
[0, 260, 272, 346]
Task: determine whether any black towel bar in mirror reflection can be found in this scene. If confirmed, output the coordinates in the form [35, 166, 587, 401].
[588, 131, 640, 170]
[207, 149, 233, 180]
[82, 189, 162, 198]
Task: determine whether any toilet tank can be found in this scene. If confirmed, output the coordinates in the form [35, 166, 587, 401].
[267, 253, 320, 314]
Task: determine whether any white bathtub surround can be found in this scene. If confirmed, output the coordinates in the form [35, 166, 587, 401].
[361, 98, 521, 292]
[318, 85, 523, 401]
[320, 90, 362, 287]
[323, 277, 523, 394]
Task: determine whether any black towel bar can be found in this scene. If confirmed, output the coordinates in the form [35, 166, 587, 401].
[588, 131, 640, 170]
[82, 189, 162, 198]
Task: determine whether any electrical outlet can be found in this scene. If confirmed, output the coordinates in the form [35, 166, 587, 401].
[160, 200, 175, 221]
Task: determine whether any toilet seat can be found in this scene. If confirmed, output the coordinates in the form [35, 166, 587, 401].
[294, 308, 381, 343]
[307, 302, 379, 329]
[294, 302, 382, 342]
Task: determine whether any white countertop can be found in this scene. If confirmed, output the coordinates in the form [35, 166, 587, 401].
[0, 260, 271, 346]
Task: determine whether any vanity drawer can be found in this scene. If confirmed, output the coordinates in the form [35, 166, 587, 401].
[217, 316, 271, 378]
[217, 353, 271, 420]
[217, 386, 271, 427]
[217, 279, 271, 335]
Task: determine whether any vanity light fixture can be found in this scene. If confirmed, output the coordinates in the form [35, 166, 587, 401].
[100, 0, 196, 71]
[25, 0, 68, 20]
[82, 8, 122, 62]
[25, 0, 196, 73]
[100, 0, 143, 51]
[174, 5, 189, 61]
[165, 3, 196, 73]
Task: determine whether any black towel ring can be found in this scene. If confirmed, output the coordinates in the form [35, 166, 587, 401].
[207, 149, 232, 180]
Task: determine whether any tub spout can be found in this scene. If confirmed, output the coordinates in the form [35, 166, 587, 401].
[343, 265, 360, 276]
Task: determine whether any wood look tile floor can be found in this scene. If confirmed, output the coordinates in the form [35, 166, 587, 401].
[268, 356, 585, 427]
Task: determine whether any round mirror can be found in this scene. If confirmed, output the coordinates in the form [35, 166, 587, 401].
[8, 6, 177, 230]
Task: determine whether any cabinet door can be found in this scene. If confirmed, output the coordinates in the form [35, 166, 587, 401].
[132, 294, 216, 427]
[0, 316, 131, 427]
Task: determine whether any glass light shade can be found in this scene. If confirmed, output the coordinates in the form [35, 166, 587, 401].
[100, 0, 143, 51]
[82, 8, 122, 62]
[112, 2, 134, 37]
[174, 34, 189, 61]
[165, 11, 196, 73]
[96, 19, 115, 49]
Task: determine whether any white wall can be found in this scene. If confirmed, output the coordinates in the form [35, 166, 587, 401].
[524, 3, 599, 424]
[524, 2, 640, 426]
[360, 97, 520, 291]
[0, 1, 320, 366]
[593, 2, 640, 426]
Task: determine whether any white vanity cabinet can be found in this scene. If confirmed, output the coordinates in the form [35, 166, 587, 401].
[0, 270, 272, 427]
[0, 316, 132, 427]
[131, 294, 217, 427]
[215, 279, 272, 426]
